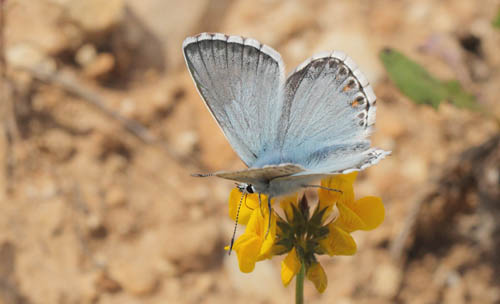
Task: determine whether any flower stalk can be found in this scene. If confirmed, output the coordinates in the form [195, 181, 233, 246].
[295, 261, 305, 304]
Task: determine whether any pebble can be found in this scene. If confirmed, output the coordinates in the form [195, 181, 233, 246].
[65, 0, 124, 33]
[372, 262, 402, 298]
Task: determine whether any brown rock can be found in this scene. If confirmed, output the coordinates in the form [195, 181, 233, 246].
[96, 271, 122, 293]
[107, 235, 162, 296]
[65, 0, 124, 33]
[162, 220, 221, 272]
[83, 53, 116, 79]
[75, 44, 97, 66]
[6, 43, 56, 73]
[39, 129, 75, 161]
[6, 0, 70, 54]
[109, 260, 158, 296]
[372, 262, 402, 298]
[104, 186, 127, 207]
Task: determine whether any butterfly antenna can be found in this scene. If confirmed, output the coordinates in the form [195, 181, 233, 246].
[302, 184, 343, 194]
[228, 192, 246, 255]
[191, 173, 215, 177]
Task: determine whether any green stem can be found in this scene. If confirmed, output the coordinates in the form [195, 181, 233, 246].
[295, 262, 305, 304]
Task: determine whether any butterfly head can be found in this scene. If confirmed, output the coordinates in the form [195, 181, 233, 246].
[236, 183, 255, 194]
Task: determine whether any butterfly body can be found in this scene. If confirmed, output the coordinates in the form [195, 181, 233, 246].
[183, 33, 390, 198]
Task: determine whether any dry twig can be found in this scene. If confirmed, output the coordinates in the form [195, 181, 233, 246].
[0, 0, 18, 193]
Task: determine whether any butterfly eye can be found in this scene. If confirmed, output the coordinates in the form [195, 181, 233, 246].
[246, 185, 255, 193]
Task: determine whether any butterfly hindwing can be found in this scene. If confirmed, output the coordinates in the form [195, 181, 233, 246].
[278, 51, 389, 173]
[214, 163, 305, 185]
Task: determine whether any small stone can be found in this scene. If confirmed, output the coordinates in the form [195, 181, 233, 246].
[79, 271, 100, 302]
[95, 271, 121, 293]
[6, 43, 56, 73]
[174, 131, 198, 155]
[107, 233, 164, 296]
[162, 220, 220, 272]
[182, 273, 216, 303]
[65, 0, 124, 33]
[75, 44, 97, 67]
[7, 0, 70, 54]
[401, 157, 428, 184]
[86, 214, 107, 239]
[39, 129, 75, 161]
[104, 186, 127, 207]
[83, 53, 115, 79]
[372, 262, 402, 298]
[108, 259, 158, 296]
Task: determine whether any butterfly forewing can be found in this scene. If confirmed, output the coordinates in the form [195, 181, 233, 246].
[183, 33, 285, 167]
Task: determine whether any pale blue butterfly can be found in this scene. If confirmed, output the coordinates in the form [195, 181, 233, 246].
[183, 32, 390, 222]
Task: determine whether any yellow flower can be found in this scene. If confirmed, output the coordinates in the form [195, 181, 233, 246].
[318, 172, 357, 220]
[228, 188, 264, 224]
[280, 249, 328, 293]
[319, 222, 357, 256]
[318, 173, 385, 256]
[281, 247, 300, 286]
[307, 262, 327, 293]
[336, 196, 385, 232]
[231, 199, 277, 273]
[226, 171, 385, 294]
[280, 193, 299, 221]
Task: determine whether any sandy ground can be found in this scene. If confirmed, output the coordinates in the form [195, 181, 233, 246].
[1, 0, 499, 303]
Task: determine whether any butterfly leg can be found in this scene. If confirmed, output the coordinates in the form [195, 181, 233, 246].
[264, 195, 273, 239]
[258, 193, 265, 217]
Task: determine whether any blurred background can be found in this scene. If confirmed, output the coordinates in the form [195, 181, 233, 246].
[1, 0, 499, 303]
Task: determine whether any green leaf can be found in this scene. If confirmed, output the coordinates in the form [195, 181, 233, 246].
[443, 80, 479, 110]
[380, 48, 479, 111]
[493, 8, 500, 28]
[380, 48, 445, 109]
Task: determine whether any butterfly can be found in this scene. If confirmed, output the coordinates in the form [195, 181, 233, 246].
[183, 33, 390, 206]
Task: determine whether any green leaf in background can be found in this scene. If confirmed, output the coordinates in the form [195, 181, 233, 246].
[379, 48, 479, 111]
[493, 8, 500, 28]
[379, 48, 445, 109]
[443, 80, 479, 110]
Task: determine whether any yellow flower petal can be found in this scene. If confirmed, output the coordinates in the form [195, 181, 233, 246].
[257, 212, 277, 260]
[280, 193, 299, 221]
[335, 202, 367, 233]
[319, 224, 357, 256]
[228, 189, 254, 225]
[233, 232, 261, 273]
[348, 196, 385, 230]
[318, 173, 356, 219]
[336, 197, 385, 232]
[281, 247, 300, 286]
[307, 262, 328, 293]
[232, 203, 277, 272]
[228, 189, 271, 225]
